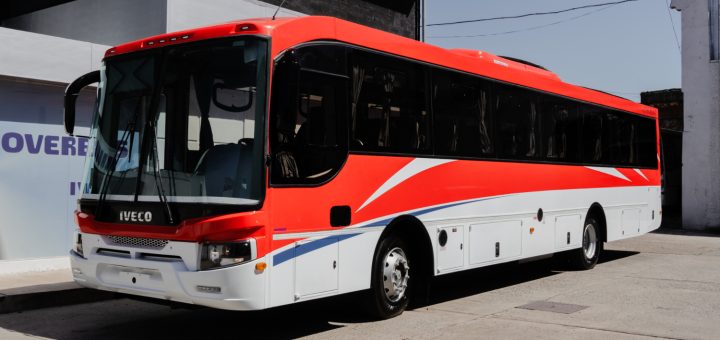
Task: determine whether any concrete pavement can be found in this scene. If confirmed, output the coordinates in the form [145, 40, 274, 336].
[0, 230, 718, 339]
[0, 269, 114, 314]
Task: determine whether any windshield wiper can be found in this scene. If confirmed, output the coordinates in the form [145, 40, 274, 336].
[135, 50, 175, 225]
[96, 114, 139, 216]
[148, 119, 174, 224]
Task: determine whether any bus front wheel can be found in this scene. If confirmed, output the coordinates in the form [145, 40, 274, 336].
[366, 234, 411, 319]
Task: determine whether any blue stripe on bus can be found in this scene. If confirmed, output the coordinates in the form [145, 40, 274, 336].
[361, 196, 503, 228]
[272, 233, 360, 266]
[271, 196, 507, 266]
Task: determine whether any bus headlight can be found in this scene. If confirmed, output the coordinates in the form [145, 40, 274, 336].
[200, 239, 256, 271]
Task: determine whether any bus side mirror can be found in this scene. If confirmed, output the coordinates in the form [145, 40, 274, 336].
[64, 70, 100, 136]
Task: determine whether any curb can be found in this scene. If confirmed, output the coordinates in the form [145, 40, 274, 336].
[0, 284, 116, 314]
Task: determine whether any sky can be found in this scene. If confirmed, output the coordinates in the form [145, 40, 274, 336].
[424, 0, 681, 102]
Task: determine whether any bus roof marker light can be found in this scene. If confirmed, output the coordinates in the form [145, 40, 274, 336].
[234, 23, 258, 34]
[493, 59, 509, 67]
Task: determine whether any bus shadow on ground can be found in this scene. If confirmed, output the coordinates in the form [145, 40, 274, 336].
[652, 228, 720, 238]
[598, 249, 639, 263]
[415, 249, 638, 308]
[0, 250, 639, 340]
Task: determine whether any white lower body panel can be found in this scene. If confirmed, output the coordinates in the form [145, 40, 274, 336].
[72, 185, 661, 311]
[70, 233, 267, 310]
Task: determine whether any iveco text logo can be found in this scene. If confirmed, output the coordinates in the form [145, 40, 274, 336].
[119, 211, 152, 223]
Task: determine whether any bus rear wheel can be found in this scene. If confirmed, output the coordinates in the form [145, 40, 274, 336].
[366, 234, 411, 319]
[568, 218, 603, 270]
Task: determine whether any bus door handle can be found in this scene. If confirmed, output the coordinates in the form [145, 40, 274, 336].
[330, 206, 351, 227]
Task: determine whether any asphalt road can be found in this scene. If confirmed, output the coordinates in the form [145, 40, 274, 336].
[1, 230, 719, 340]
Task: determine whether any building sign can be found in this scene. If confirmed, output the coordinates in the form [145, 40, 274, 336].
[0, 122, 90, 260]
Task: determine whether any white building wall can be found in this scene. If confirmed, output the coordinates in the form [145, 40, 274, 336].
[0, 27, 105, 263]
[0, 27, 107, 84]
[672, 0, 720, 230]
[3, 0, 166, 46]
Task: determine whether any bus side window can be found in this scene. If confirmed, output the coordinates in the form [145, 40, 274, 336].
[293, 71, 348, 180]
[432, 70, 493, 157]
[538, 97, 580, 162]
[350, 50, 430, 154]
[581, 106, 604, 163]
[269, 45, 349, 185]
[636, 116, 658, 168]
[495, 85, 539, 160]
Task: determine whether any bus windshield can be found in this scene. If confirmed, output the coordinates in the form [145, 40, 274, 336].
[82, 37, 268, 205]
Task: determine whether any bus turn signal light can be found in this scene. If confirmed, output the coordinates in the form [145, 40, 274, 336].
[530, 227, 535, 234]
[255, 262, 267, 272]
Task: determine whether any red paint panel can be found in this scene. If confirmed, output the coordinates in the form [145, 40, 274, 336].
[353, 158, 659, 224]
[104, 16, 656, 118]
[77, 210, 272, 257]
[87, 16, 662, 259]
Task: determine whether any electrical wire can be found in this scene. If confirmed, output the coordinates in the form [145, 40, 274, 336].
[428, 5, 613, 39]
[426, 0, 640, 27]
[605, 90, 642, 95]
[665, 0, 681, 51]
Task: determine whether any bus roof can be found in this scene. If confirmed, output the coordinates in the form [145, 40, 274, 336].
[106, 16, 657, 118]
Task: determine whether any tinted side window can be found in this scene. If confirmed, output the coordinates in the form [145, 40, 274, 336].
[606, 111, 632, 165]
[635, 116, 657, 168]
[295, 44, 347, 75]
[581, 105, 657, 167]
[350, 50, 430, 154]
[495, 85, 539, 159]
[538, 97, 580, 162]
[270, 46, 349, 185]
[581, 106, 605, 164]
[582, 106, 625, 165]
[432, 70, 493, 157]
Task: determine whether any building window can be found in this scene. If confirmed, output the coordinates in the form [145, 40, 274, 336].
[711, 0, 719, 60]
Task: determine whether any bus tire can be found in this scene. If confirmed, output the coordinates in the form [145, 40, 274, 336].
[568, 218, 603, 270]
[366, 234, 411, 319]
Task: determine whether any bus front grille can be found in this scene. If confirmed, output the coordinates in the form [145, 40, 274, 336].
[106, 235, 169, 249]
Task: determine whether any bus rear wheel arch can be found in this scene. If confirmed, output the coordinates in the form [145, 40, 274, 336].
[566, 204, 606, 270]
[587, 203, 608, 243]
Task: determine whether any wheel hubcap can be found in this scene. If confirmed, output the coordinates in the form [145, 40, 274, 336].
[382, 247, 410, 302]
[583, 223, 598, 259]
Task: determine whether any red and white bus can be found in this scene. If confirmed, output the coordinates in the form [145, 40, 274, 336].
[64, 16, 660, 319]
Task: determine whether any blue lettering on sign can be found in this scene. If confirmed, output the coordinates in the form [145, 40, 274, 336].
[2, 132, 23, 153]
[70, 181, 82, 196]
[0, 132, 88, 156]
[45, 135, 59, 155]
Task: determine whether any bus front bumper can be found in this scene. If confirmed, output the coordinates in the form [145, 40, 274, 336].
[69, 234, 267, 311]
